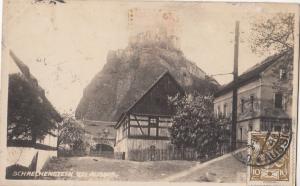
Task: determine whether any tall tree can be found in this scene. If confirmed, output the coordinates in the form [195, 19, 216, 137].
[249, 13, 294, 55]
[7, 74, 60, 143]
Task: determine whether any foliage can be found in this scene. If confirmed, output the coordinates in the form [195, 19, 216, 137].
[250, 13, 294, 114]
[57, 113, 86, 150]
[7, 74, 59, 142]
[250, 13, 294, 55]
[169, 93, 231, 157]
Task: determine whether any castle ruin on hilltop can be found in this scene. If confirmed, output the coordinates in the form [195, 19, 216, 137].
[128, 8, 180, 50]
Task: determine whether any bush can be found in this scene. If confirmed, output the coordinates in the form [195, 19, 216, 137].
[169, 93, 231, 157]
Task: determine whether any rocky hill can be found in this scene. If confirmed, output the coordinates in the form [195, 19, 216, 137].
[75, 38, 219, 121]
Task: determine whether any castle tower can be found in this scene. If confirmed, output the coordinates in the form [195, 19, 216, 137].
[128, 8, 180, 49]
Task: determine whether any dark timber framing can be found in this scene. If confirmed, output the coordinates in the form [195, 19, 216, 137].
[115, 71, 184, 144]
[116, 113, 172, 143]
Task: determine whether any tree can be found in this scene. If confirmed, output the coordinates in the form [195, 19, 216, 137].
[7, 74, 60, 143]
[169, 93, 231, 158]
[249, 13, 294, 55]
[57, 113, 86, 150]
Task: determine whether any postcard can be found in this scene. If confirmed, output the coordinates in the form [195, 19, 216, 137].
[0, 1, 298, 186]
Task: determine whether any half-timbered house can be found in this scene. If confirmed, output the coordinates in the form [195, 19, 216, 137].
[114, 71, 184, 160]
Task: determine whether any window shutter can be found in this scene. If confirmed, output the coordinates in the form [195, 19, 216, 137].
[282, 94, 286, 110]
[273, 93, 275, 108]
[274, 93, 283, 109]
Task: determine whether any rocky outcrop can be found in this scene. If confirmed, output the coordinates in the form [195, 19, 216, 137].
[75, 38, 219, 121]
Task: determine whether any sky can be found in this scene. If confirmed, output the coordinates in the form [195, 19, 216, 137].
[3, 0, 297, 113]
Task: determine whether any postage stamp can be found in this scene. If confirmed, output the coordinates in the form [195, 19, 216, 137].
[249, 132, 290, 181]
[232, 124, 292, 166]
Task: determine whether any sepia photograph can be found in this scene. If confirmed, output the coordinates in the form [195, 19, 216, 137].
[0, 1, 298, 185]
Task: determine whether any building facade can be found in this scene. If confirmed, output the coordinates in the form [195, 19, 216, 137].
[214, 51, 293, 145]
[114, 71, 184, 160]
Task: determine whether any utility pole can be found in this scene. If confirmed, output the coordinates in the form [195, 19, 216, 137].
[231, 21, 239, 151]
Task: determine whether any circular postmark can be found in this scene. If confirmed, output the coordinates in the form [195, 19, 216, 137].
[231, 124, 292, 167]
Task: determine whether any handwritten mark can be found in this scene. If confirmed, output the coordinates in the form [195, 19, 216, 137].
[34, 0, 65, 4]
[36, 57, 47, 66]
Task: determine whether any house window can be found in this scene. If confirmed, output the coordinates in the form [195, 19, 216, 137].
[241, 99, 245, 113]
[223, 104, 227, 117]
[217, 106, 221, 117]
[261, 122, 273, 132]
[240, 128, 243, 141]
[248, 125, 253, 132]
[279, 69, 287, 80]
[149, 117, 158, 127]
[149, 117, 158, 136]
[250, 95, 254, 111]
[274, 93, 283, 109]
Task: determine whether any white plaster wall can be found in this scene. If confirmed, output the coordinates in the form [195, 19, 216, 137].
[214, 79, 261, 117]
[214, 91, 232, 115]
[38, 133, 57, 147]
[36, 150, 57, 171]
[7, 147, 37, 168]
[7, 147, 57, 172]
[260, 58, 293, 117]
[237, 118, 260, 142]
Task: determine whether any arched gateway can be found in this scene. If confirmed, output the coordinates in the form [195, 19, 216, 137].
[82, 119, 116, 158]
[90, 138, 115, 157]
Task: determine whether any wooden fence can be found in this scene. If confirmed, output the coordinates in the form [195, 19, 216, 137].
[127, 148, 197, 161]
[58, 149, 86, 157]
[124, 142, 231, 162]
[58, 142, 231, 162]
[89, 151, 114, 158]
[58, 149, 115, 158]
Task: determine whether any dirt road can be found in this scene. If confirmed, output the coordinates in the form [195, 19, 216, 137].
[42, 156, 197, 181]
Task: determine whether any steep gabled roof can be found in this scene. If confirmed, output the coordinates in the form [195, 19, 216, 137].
[215, 50, 292, 97]
[126, 70, 184, 113]
[9, 50, 62, 122]
[115, 71, 184, 128]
